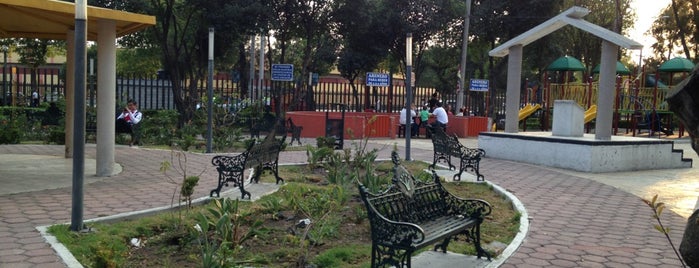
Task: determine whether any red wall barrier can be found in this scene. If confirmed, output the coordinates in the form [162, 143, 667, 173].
[286, 112, 488, 139]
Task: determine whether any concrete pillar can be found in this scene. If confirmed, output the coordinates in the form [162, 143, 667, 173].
[504, 45, 523, 133]
[65, 30, 75, 158]
[595, 41, 617, 140]
[96, 20, 117, 176]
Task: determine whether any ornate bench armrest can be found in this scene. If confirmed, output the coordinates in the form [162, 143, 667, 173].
[212, 153, 248, 171]
[460, 147, 485, 158]
[447, 196, 492, 218]
[370, 214, 426, 246]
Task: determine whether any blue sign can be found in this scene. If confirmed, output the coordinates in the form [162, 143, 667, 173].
[312, 73, 319, 86]
[272, 64, 294, 81]
[469, 79, 489, 92]
[366, 72, 390, 86]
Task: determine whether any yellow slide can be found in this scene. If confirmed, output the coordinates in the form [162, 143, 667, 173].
[518, 104, 542, 121]
[584, 105, 597, 123]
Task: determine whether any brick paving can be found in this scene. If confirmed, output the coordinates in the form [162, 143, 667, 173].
[0, 140, 690, 267]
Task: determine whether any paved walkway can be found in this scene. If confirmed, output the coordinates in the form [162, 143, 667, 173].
[0, 138, 694, 267]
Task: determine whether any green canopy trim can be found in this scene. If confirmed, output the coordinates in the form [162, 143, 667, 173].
[546, 56, 586, 71]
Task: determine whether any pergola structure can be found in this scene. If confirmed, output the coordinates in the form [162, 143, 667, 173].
[489, 6, 642, 140]
[0, 0, 155, 176]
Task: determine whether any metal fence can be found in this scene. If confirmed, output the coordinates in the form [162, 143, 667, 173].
[0, 67, 504, 117]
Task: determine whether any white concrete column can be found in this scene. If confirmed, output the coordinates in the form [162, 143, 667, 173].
[96, 20, 117, 176]
[504, 45, 523, 133]
[595, 41, 617, 140]
[65, 30, 75, 158]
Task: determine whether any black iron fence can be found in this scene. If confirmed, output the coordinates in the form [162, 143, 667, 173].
[1, 67, 505, 117]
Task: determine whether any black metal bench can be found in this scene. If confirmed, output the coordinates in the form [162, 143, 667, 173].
[286, 118, 303, 146]
[427, 125, 486, 181]
[210, 134, 286, 199]
[358, 151, 492, 268]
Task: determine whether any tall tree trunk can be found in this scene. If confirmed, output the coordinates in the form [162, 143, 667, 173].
[670, 0, 692, 59]
[666, 66, 699, 267]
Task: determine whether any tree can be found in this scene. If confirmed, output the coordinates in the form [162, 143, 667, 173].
[650, 1, 698, 62]
[16, 38, 60, 102]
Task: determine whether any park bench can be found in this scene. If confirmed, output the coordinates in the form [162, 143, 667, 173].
[358, 151, 492, 268]
[285, 117, 303, 145]
[427, 125, 486, 181]
[210, 134, 286, 199]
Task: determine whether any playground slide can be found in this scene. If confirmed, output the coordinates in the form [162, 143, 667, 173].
[518, 104, 542, 121]
[584, 105, 597, 123]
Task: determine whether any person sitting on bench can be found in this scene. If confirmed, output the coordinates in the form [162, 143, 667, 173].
[116, 99, 143, 146]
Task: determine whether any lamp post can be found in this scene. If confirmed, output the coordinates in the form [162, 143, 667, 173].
[405, 33, 413, 161]
[2, 45, 7, 105]
[206, 27, 214, 153]
[456, 0, 472, 114]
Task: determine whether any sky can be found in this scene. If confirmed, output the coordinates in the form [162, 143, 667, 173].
[628, 0, 672, 60]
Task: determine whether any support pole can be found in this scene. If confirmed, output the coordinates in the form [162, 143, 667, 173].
[456, 0, 472, 113]
[206, 28, 214, 153]
[504, 45, 523, 133]
[595, 41, 618, 140]
[71, 0, 87, 232]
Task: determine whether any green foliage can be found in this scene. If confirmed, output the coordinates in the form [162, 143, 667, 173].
[139, 110, 178, 146]
[306, 145, 334, 169]
[180, 176, 200, 207]
[643, 194, 687, 267]
[315, 136, 336, 148]
[313, 245, 371, 268]
[193, 198, 266, 267]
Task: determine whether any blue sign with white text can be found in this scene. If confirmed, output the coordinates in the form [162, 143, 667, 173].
[469, 79, 489, 92]
[366, 72, 390, 86]
[272, 64, 294, 81]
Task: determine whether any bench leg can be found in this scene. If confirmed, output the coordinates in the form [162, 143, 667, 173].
[210, 175, 228, 198]
[238, 183, 251, 200]
[457, 158, 485, 181]
[371, 243, 413, 268]
[433, 236, 453, 253]
[430, 152, 455, 170]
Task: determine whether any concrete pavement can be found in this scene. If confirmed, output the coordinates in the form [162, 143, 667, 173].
[0, 136, 695, 267]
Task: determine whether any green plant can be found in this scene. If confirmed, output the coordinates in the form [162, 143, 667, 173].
[194, 198, 265, 267]
[315, 136, 336, 148]
[306, 145, 334, 169]
[181, 176, 200, 207]
[643, 194, 687, 267]
[160, 150, 206, 211]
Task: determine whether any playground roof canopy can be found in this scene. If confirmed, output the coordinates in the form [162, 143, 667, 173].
[546, 56, 586, 71]
[489, 6, 642, 57]
[658, 57, 695, 73]
[592, 61, 631, 75]
[0, 0, 155, 41]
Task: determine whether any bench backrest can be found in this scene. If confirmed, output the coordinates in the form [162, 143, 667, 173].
[428, 126, 462, 157]
[245, 134, 286, 168]
[359, 152, 450, 225]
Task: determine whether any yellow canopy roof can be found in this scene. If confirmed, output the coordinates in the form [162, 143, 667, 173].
[0, 0, 155, 41]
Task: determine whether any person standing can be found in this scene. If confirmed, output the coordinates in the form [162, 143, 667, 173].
[116, 99, 143, 146]
[31, 90, 39, 107]
[428, 93, 440, 112]
[399, 104, 419, 137]
[431, 102, 448, 129]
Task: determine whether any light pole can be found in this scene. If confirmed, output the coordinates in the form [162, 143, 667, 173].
[405, 33, 413, 161]
[206, 27, 214, 153]
[456, 0, 472, 115]
[2, 45, 7, 105]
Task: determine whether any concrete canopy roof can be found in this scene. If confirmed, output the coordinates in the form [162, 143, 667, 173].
[489, 6, 642, 57]
[0, 0, 155, 41]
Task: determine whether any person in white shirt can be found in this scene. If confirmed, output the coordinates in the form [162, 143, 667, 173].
[399, 104, 419, 136]
[116, 99, 143, 146]
[431, 102, 448, 129]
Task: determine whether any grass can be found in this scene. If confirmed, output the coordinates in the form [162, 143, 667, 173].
[48, 161, 519, 267]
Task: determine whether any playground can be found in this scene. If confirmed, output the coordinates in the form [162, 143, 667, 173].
[515, 56, 694, 137]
